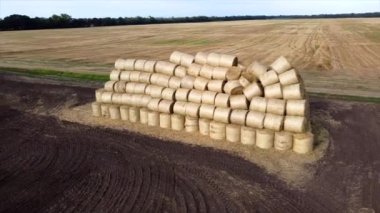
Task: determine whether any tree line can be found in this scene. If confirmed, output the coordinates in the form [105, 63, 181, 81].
[1, 12, 379, 31]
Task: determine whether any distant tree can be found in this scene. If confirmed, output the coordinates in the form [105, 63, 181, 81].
[0, 12, 379, 31]
[1, 14, 31, 30]
[49, 14, 72, 28]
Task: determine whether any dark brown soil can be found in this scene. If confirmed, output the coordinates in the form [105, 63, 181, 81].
[0, 74, 379, 213]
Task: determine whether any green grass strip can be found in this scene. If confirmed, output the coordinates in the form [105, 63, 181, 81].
[1, 66, 379, 104]
[0, 67, 109, 82]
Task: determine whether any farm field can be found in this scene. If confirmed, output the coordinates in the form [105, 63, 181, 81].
[0, 74, 379, 212]
[0, 18, 380, 97]
[0, 18, 380, 212]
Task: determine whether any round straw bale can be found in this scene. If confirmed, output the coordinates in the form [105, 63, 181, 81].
[199, 118, 211, 136]
[123, 59, 136, 71]
[129, 107, 140, 123]
[279, 69, 299, 85]
[150, 73, 160, 85]
[100, 104, 110, 117]
[121, 93, 133, 105]
[181, 76, 196, 89]
[173, 101, 187, 115]
[266, 99, 286, 115]
[241, 71, 257, 82]
[168, 76, 182, 89]
[109, 105, 121, 120]
[247, 61, 268, 78]
[246, 111, 265, 128]
[171, 114, 185, 131]
[201, 91, 217, 105]
[130, 94, 144, 107]
[140, 108, 148, 124]
[224, 80, 243, 95]
[230, 95, 248, 110]
[284, 115, 307, 133]
[114, 81, 127, 93]
[160, 113, 171, 129]
[274, 131, 293, 151]
[210, 121, 226, 140]
[293, 132, 314, 154]
[111, 93, 123, 104]
[125, 82, 136, 93]
[207, 53, 221, 67]
[110, 70, 121, 81]
[286, 99, 308, 116]
[95, 89, 105, 102]
[239, 76, 251, 87]
[282, 83, 304, 100]
[156, 74, 171, 87]
[264, 113, 284, 131]
[250, 97, 267, 112]
[148, 111, 160, 126]
[176, 66, 187, 78]
[199, 104, 216, 119]
[156, 61, 177, 76]
[185, 102, 201, 117]
[148, 85, 164, 98]
[143, 60, 156, 73]
[270, 56, 292, 74]
[120, 105, 129, 120]
[140, 95, 152, 107]
[158, 100, 174, 113]
[133, 83, 147, 94]
[264, 83, 283, 99]
[104, 80, 116, 91]
[220, 54, 238, 67]
[101, 91, 113, 104]
[243, 82, 263, 100]
[120, 71, 131, 81]
[134, 59, 146, 71]
[200, 65, 214, 79]
[161, 88, 176, 100]
[241, 126, 256, 145]
[226, 67, 242, 80]
[169, 51, 182, 64]
[129, 71, 141, 82]
[188, 89, 203, 103]
[195, 52, 208, 64]
[175, 88, 191, 102]
[215, 93, 230, 108]
[114, 59, 124, 70]
[259, 70, 279, 87]
[188, 63, 202, 76]
[180, 53, 195, 67]
[208, 80, 226, 93]
[193, 77, 209, 91]
[256, 129, 274, 149]
[139, 72, 152, 83]
[213, 107, 231, 124]
[230, 109, 248, 125]
[185, 116, 199, 133]
[174, 66, 187, 77]
[226, 124, 241, 143]
[147, 98, 162, 111]
[212, 67, 229, 80]
[91, 102, 101, 117]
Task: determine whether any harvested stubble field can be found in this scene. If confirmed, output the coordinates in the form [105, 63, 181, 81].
[0, 18, 379, 97]
[0, 72, 380, 212]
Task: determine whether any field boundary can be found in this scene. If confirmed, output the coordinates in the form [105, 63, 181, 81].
[1, 66, 379, 104]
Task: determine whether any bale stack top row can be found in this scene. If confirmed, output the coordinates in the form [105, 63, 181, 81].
[92, 51, 314, 154]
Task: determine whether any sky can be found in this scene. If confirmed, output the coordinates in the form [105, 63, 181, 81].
[0, 0, 379, 18]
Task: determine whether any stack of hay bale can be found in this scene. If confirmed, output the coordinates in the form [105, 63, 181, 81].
[92, 51, 314, 154]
